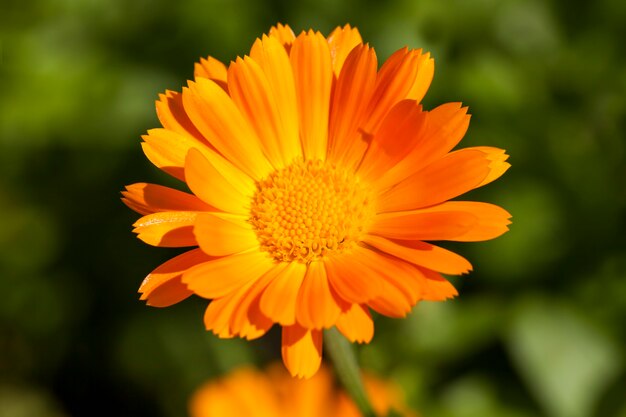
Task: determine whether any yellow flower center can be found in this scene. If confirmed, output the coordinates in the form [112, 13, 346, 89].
[250, 160, 374, 263]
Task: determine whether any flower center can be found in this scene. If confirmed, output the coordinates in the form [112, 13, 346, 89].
[250, 160, 374, 263]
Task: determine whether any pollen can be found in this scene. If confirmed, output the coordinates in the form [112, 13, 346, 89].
[250, 160, 375, 263]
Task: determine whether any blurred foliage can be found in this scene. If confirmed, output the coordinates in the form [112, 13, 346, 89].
[1, 0, 625, 416]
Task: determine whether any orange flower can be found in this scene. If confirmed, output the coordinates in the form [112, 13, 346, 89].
[189, 365, 417, 417]
[122, 24, 510, 378]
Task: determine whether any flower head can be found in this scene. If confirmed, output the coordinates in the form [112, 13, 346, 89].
[189, 364, 417, 417]
[122, 24, 511, 378]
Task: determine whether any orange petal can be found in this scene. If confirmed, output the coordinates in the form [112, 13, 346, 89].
[324, 251, 385, 304]
[269, 23, 296, 46]
[290, 30, 333, 161]
[418, 201, 512, 242]
[363, 235, 472, 275]
[132, 211, 198, 247]
[274, 365, 335, 417]
[370, 210, 477, 241]
[259, 262, 307, 325]
[183, 250, 275, 299]
[190, 368, 282, 417]
[374, 103, 471, 191]
[405, 50, 434, 103]
[374, 202, 512, 243]
[411, 102, 471, 168]
[194, 56, 228, 89]
[296, 261, 344, 329]
[194, 212, 258, 256]
[368, 292, 412, 318]
[203, 270, 273, 340]
[376, 148, 493, 212]
[249, 35, 302, 164]
[326, 24, 363, 76]
[236, 309, 273, 340]
[139, 248, 210, 306]
[143, 277, 192, 308]
[182, 78, 274, 179]
[416, 268, 459, 301]
[141, 127, 253, 190]
[141, 128, 214, 181]
[357, 100, 427, 182]
[155, 90, 206, 143]
[122, 182, 213, 216]
[335, 304, 374, 343]
[229, 266, 281, 339]
[281, 325, 322, 378]
[228, 56, 295, 168]
[472, 146, 511, 187]
[350, 248, 420, 317]
[362, 48, 431, 135]
[327, 44, 377, 169]
[203, 293, 241, 339]
[184, 148, 254, 215]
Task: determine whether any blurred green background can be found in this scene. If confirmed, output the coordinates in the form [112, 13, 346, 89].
[1, 0, 625, 416]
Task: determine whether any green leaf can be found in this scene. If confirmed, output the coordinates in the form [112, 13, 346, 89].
[506, 297, 622, 417]
[325, 327, 376, 417]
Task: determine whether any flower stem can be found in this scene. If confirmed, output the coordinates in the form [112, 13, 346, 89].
[324, 327, 376, 417]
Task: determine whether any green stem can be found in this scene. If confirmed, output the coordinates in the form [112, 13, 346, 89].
[324, 327, 377, 417]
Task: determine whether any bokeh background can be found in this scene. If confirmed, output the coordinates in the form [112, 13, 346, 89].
[1, 0, 625, 416]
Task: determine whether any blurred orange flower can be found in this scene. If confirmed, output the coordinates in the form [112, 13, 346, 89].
[123, 24, 510, 378]
[189, 365, 417, 417]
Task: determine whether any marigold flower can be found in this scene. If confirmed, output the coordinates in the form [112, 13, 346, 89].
[122, 24, 511, 378]
[189, 365, 417, 417]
